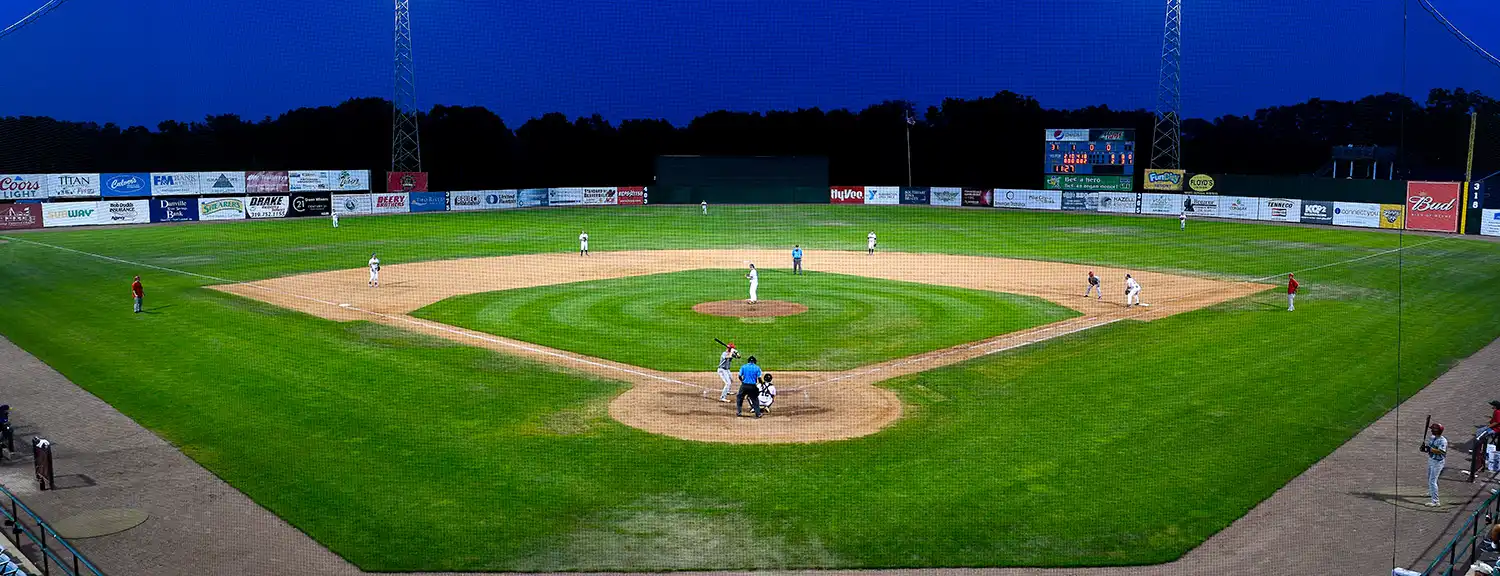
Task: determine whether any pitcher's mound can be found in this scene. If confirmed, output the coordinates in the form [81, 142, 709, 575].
[693, 300, 808, 318]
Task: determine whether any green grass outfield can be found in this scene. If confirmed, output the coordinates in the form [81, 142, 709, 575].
[2, 205, 1499, 571]
[412, 270, 1079, 371]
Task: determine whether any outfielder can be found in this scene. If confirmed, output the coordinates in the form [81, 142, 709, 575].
[332, 212, 340, 228]
[1085, 271, 1102, 299]
[1179, 213, 1186, 230]
[716, 343, 740, 402]
[1422, 422, 1448, 506]
[368, 253, 381, 287]
[579, 231, 589, 256]
[867, 231, 877, 255]
[746, 264, 759, 303]
[701, 201, 708, 215]
[1124, 274, 1141, 307]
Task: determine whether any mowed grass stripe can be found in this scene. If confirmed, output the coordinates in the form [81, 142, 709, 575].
[412, 269, 1079, 371]
[1, 206, 1498, 570]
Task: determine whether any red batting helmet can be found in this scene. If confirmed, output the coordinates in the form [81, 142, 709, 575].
[1430, 422, 1445, 435]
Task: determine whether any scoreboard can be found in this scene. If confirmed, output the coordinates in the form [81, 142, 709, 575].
[1043, 128, 1136, 176]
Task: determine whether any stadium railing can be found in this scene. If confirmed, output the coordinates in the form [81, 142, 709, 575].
[0, 484, 104, 576]
[1421, 486, 1500, 575]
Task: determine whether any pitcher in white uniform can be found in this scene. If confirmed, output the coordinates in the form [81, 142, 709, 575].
[368, 253, 380, 287]
[746, 264, 759, 303]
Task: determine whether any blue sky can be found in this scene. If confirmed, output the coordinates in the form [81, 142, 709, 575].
[0, 0, 1495, 128]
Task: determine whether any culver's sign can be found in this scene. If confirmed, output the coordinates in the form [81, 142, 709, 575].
[101, 173, 151, 197]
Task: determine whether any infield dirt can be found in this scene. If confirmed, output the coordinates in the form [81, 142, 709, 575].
[213, 249, 1271, 443]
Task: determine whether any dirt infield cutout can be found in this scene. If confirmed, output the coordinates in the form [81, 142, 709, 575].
[213, 250, 1271, 444]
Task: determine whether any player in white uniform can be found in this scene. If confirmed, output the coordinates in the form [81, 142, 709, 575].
[867, 231, 877, 255]
[368, 253, 380, 287]
[1180, 213, 1186, 230]
[332, 212, 340, 228]
[579, 231, 589, 256]
[1422, 422, 1448, 506]
[757, 373, 777, 414]
[701, 201, 708, 215]
[746, 264, 759, 303]
[716, 344, 739, 402]
[1124, 274, 1141, 307]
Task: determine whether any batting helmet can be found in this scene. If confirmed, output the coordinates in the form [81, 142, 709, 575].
[1431, 422, 1445, 435]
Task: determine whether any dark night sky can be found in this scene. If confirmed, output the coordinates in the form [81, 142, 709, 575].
[0, 0, 1496, 128]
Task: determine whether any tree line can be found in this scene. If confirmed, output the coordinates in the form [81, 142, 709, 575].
[0, 88, 1494, 192]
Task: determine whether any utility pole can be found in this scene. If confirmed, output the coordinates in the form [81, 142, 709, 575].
[391, 0, 423, 173]
[1150, 0, 1183, 170]
[904, 107, 915, 187]
[1466, 110, 1477, 183]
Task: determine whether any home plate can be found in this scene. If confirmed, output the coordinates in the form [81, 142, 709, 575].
[340, 303, 351, 308]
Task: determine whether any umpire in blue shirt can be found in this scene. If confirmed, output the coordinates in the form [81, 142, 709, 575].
[792, 245, 804, 275]
[737, 356, 764, 418]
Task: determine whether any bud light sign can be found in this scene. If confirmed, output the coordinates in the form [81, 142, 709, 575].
[1405, 181, 1461, 233]
[101, 173, 152, 197]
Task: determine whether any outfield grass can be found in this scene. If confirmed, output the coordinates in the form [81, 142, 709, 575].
[1, 205, 1498, 571]
[412, 270, 1078, 371]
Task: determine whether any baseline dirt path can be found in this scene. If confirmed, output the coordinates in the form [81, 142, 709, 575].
[214, 250, 1270, 443]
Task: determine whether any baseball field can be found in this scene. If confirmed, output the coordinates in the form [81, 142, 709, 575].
[2, 204, 1499, 571]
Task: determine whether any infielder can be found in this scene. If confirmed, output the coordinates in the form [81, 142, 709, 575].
[701, 201, 708, 215]
[716, 343, 740, 402]
[579, 231, 589, 256]
[792, 245, 803, 275]
[867, 231, 877, 255]
[1422, 422, 1448, 506]
[1124, 274, 1141, 307]
[1085, 271, 1102, 299]
[332, 212, 340, 228]
[757, 373, 777, 414]
[368, 253, 381, 287]
[1287, 273, 1299, 311]
[746, 264, 759, 304]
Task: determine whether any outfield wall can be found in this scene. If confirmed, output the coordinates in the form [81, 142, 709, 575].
[830, 181, 1473, 235]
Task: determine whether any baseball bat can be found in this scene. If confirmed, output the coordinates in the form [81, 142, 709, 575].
[1423, 414, 1432, 450]
[714, 338, 728, 348]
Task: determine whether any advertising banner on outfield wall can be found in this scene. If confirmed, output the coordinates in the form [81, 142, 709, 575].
[246, 195, 290, 219]
[386, 171, 428, 192]
[246, 171, 290, 194]
[150, 172, 200, 196]
[519, 188, 549, 207]
[288, 192, 332, 217]
[830, 186, 865, 204]
[198, 197, 248, 221]
[962, 189, 992, 207]
[582, 187, 617, 205]
[1405, 181, 1461, 233]
[43, 202, 105, 227]
[929, 187, 962, 207]
[1061, 191, 1098, 211]
[617, 186, 646, 205]
[0, 204, 42, 230]
[1332, 202, 1381, 228]
[1380, 204, 1406, 229]
[371, 193, 409, 214]
[448, 191, 485, 211]
[992, 189, 1028, 209]
[1482, 210, 1500, 237]
[1258, 198, 1302, 223]
[149, 197, 199, 223]
[333, 170, 371, 191]
[100, 173, 151, 198]
[289, 170, 332, 192]
[1140, 193, 1181, 215]
[1143, 169, 1186, 191]
[333, 194, 372, 216]
[198, 171, 246, 196]
[102, 200, 149, 225]
[899, 187, 930, 205]
[1097, 192, 1140, 214]
[1021, 190, 1063, 210]
[1044, 174, 1133, 192]
[0, 174, 45, 200]
[864, 186, 899, 205]
[43, 173, 100, 199]
[1187, 174, 1218, 193]
[1299, 200, 1335, 225]
[1220, 196, 1257, 220]
[408, 192, 447, 212]
[548, 187, 584, 206]
[1184, 195, 1220, 217]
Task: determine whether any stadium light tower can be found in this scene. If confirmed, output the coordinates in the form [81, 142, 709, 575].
[1150, 0, 1183, 171]
[391, 0, 423, 173]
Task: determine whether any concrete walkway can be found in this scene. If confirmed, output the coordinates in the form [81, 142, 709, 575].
[2, 332, 1498, 576]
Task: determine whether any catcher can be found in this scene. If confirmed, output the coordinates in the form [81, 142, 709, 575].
[757, 373, 777, 414]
